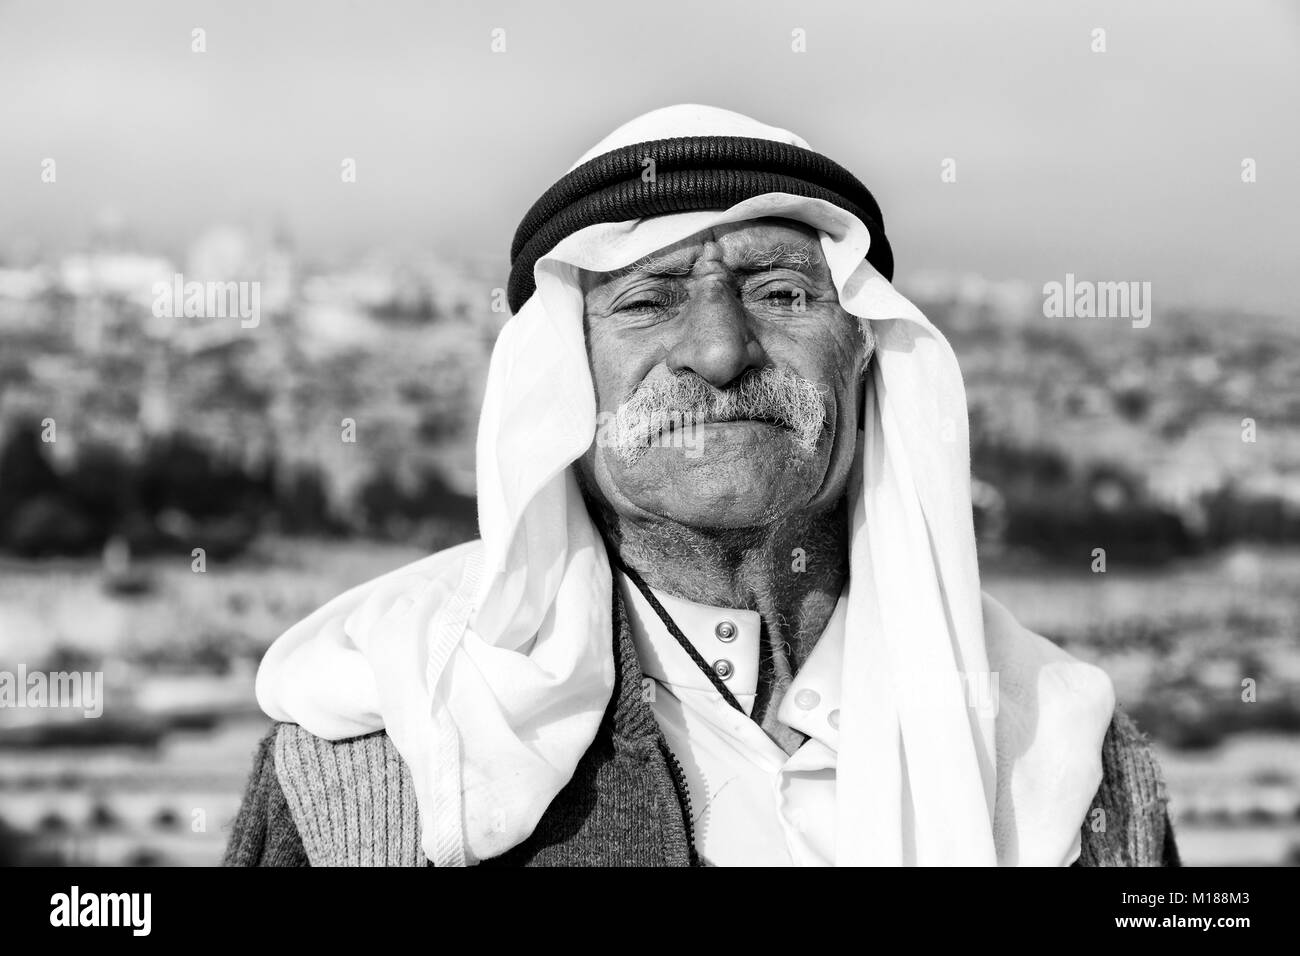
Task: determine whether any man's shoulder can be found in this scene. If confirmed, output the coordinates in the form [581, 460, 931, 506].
[222, 722, 310, 866]
[224, 722, 423, 867]
[269, 722, 425, 866]
[270, 720, 397, 768]
[1078, 707, 1180, 866]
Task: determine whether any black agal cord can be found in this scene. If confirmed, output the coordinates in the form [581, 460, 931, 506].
[608, 549, 747, 716]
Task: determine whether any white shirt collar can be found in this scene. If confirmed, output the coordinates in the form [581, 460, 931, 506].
[617, 571, 847, 751]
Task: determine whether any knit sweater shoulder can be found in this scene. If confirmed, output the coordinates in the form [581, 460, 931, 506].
[224, 589, 1180, 868]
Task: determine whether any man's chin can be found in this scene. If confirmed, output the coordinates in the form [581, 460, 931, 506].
[609, 456, 822, 528]
[642, 494, 793, 529]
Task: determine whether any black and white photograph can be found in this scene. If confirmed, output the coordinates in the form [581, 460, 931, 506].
[0, 0, 1296, 913]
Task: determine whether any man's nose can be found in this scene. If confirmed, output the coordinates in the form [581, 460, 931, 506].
[665, 284, 766, 388]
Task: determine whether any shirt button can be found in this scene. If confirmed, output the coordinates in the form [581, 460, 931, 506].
[714, 620, 737, 642]
[712, 659, 734, 680]
[794, 689, 821, 710]
[827, 708, 841, 729]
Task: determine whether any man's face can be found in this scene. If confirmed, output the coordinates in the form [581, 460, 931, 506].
[578, 218, 873, 529]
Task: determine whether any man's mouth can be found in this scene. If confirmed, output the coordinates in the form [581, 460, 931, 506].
[650, 413, 791, 439]
[698, 414, 791, 430]
[610, 367, 829, 464]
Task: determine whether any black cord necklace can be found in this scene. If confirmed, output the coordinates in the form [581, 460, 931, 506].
[608, 549, 747, 716]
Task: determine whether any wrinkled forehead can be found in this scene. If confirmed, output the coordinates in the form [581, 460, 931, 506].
[578, 217, 828, 293]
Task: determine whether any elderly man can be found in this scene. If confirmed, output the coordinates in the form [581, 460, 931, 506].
[225, 105, 1178, 867]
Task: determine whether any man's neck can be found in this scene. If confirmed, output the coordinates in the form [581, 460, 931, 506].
[590, 497, 849, 747]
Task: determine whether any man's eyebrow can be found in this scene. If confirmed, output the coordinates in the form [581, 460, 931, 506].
[604, 250, 697, 281]
[734, 240, 819, 274]
[599, 238, 821, 283]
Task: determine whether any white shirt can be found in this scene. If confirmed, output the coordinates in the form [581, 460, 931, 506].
[617, 572, 846, 866]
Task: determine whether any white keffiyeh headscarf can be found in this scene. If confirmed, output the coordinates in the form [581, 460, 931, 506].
[256, 105, 1115, 866]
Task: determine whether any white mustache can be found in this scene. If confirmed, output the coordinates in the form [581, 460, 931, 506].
[609, 367, 827, 465]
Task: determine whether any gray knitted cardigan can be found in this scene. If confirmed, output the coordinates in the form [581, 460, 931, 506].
[223, 585, 1180, 867]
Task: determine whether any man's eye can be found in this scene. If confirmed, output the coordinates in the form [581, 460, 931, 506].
[757, 287, 802, 306]
[617, 297, 667, 313]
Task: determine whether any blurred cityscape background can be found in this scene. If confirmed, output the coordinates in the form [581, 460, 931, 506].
[1, 0, 1297, 866]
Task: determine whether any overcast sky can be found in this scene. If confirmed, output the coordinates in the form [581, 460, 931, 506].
[1, 0, 1296, 314]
